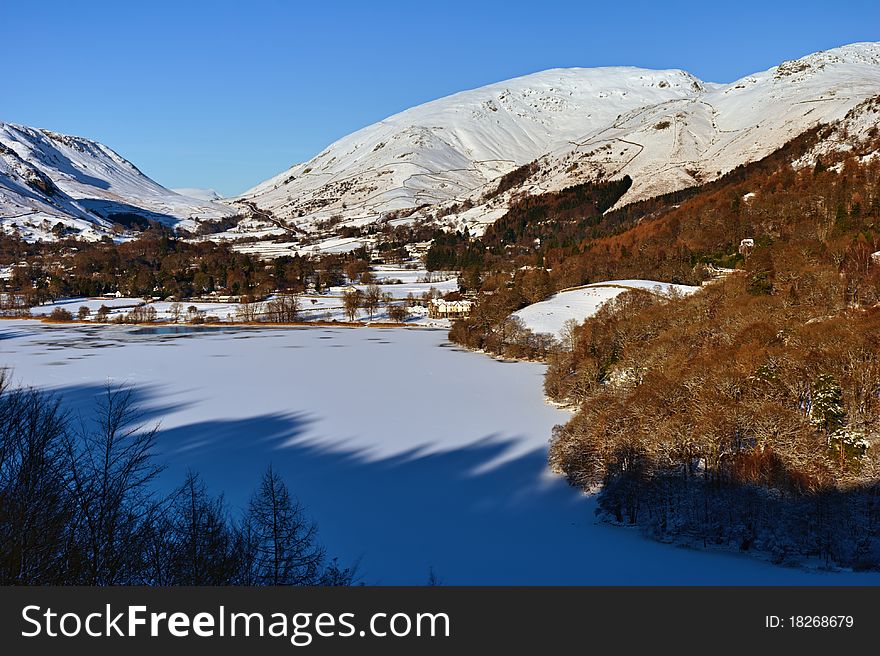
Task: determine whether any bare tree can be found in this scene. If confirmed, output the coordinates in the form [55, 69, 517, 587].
[387, 303, 408, 323]
[246, 465, 324, 586]
[559, 318, 581, 351]
[125, 305, 157, 324]
[363, 284, 382, 320]
[342, 289, 363, 322]
[66, 385, 164, 585]
[265, 294, 301, 323]
[0, 375, 74, 584]
[235, 297, 263, 323]
[319, 557, 360, 586]
[49, 307, 73, 322]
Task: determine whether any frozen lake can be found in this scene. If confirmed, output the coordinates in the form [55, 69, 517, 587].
[2, 320, 878, 584]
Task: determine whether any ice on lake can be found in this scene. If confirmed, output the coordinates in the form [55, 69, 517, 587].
[2, 321, 878, 584]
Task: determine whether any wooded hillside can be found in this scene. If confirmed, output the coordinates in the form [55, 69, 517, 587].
[454, 109, 880, 568]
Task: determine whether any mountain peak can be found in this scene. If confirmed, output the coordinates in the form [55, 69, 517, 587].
[237, 43, 880, 238]
[0, 121, 236, 241]
[4, 43, 880, 244]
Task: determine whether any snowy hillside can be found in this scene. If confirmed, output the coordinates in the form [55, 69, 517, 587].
[516, 42, 880, 215]
[244, 43, 880, 235]
[172, 187, 224, 201]
[793, 94, 880, 169]
[514, 281, 698, 338]
[239, 67, 706, 223]
[6, 43, 878, 247]
[0, 123, 237, 241]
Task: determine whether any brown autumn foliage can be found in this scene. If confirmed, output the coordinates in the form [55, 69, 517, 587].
[545, 277, 880, 566]
[539, 153, 880, 567]
[546, 148, 880, 290]
[451, 117, 880, 566]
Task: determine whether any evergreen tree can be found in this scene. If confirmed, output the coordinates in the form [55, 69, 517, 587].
[810, 374, 846, 433]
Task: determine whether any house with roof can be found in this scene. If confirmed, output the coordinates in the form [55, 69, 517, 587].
[428, 298, 473, 319]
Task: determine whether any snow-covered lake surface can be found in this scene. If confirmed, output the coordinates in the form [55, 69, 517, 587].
[1, 320, 878, 584]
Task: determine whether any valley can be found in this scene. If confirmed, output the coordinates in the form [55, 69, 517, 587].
[3, 42, 880, 578]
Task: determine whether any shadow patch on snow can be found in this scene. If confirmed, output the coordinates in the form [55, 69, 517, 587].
[157, 411, 316, 459]
[135, 409, 601, 584]
[77, 198, 180, 228]
[0, 328, 32, 341]
[49, 381, 194, 431]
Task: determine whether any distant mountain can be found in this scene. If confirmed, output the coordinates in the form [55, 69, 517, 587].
[0, 123, 237, 241]
[5, 43, 879, 245]
[238, 66, 705, 226]
[241, 43, 880, 235]
[172, 187, 224, 202]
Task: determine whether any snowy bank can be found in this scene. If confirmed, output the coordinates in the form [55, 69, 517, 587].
[514, 280, 698, 338]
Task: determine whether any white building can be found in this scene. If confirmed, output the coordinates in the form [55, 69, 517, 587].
[428, 299, 473, 319]
[739, 238, 755, 255]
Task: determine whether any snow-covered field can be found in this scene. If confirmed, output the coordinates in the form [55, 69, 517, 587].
[26, 267, 458, 325]
[232, 236, 368, 258]
[514, 280, 698, 338]
[29, 296, 244, 323]
[29, 296, 152, 316]
[1, 320, 876, 584]
[328, 270, 458, 300]
[28, 294, 448, 326]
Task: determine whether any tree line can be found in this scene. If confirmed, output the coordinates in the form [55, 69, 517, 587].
[0, 221, 440, 308]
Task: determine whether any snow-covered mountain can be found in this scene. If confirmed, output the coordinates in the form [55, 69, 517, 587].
[5, 43, 878, 245]
[172, 187, 224, 201]
[0, 123, 237, 241]
[518, 42, 880, 213]
[239, 67, 705, 223]
[242, 42, 880, 234]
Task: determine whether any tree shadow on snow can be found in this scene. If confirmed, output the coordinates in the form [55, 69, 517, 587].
[48, 381, 195, 433]
[144, 409, 878, 586]
[77, 199, 181, 229]
[42, 382, 880, 586]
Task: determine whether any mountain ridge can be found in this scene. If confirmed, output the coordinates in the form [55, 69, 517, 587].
[0, 122, 237, 241]
[3, 42, 879, 244]
[240, 42, 880, 236]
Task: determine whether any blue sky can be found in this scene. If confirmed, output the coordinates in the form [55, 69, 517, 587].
[4, 0, 878, 196]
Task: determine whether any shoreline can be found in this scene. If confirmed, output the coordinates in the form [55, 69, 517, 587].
[1, 315, 449, 331]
